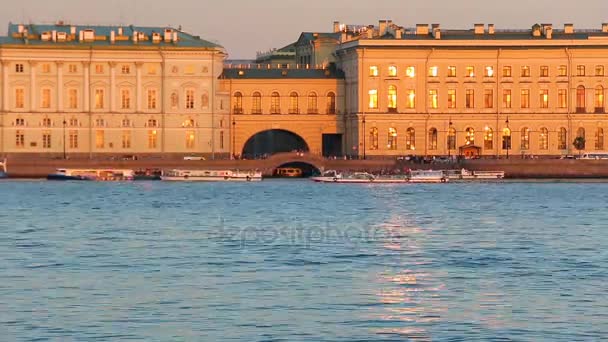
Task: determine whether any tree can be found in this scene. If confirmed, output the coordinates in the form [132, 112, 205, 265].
[573, 136, 586, 157]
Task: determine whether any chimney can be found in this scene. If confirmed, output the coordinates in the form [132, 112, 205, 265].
[17, 24, 24, 33]
[118, 26, 123, 36]
[79, 30, 84, 41]
[70, 26, 76, 35]
[432, 25, 441, 39]
[474, 23, 484, 35]
[110, 30, 115, 43]
[602, 23, 608, 33]
[132, 30, 138, 43]
[395, 28, 403, 39]
[164, 29, 172, 42]
[333, 21, 341, 33]
[564, 23, 574, 34]
[52, 30, 57, 42]
[340, 31, 347, 42]
[379, 20, 387, 36]
[416, 24, 429, 35]
[488, 24, 495, 35]
[532, 24, 541, 37]
[172, 31, 178, 43]
[366, 29, 373, 39]
[542, 24, 553, 39]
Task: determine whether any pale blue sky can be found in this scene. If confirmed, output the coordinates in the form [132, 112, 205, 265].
[1, 0, 606, 58]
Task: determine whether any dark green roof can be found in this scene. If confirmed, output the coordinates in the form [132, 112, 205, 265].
[222, 68, 344, 79]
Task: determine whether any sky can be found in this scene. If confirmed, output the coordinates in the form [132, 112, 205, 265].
[1, 0, 607, 59]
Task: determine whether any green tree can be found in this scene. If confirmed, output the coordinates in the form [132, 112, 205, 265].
[573, 136, 586, 157]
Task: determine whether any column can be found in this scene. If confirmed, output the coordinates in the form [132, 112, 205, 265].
[83, 62, 90, 111]
[56, 62, 63, 112]
[2, 61, 8, 111]
[29, 61, 37, 111]
[109, 62, 116, 112]
[136, 62, 143, 112]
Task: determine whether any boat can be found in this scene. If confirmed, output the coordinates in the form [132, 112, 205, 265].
[0, 158, 7, 179]
[161, 169, 262, 182]
[408, 170, 449, 183]
[275, 167, 303, 177]
[444, 168, 505, 180]
[47, 168, 134, 181]
[133, 169, 162, 181]
[311, 170, 409, 183]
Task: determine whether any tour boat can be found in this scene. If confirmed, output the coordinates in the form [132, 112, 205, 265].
[408, 170, 449, 183]
[161, 169, 262, 182]
[47, 168, 135, 181]
[444, 168, 505, 180]
[311, 170, 409, 183]
[0, 159, 7, 179]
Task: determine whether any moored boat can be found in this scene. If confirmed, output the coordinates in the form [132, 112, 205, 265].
[0, 158, 7, 179]
[47, 168, 134, 181]
[444, 168, 505, 180]
[408, 170, 449, 183]
[133, 169, 162, 181]
[161, 169, 262, 182]
[311, 170, 409, 183]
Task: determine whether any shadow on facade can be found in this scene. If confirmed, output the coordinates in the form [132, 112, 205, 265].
[242, 129, 309, 159]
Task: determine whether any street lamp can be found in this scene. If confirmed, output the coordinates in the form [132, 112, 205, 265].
[505, 116, 510, 159]
[232, 119, 236, 160]
[62, 119, 67, 159]
[362, 116, 366, 160]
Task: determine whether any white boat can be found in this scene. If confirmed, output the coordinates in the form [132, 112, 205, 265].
[0, 158, 7, 178]
[161, 169, 262, 182]
[445, 168, 505, 180]
[311, 170, 409, 183]
[47, 168, 134, 181]
[408, 170, 449, 183]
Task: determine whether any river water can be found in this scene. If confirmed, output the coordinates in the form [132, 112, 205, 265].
[1, 180, 607, 341]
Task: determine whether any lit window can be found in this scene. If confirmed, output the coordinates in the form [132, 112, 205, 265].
[387, 127, 397, 150]
[369, 66, 378, 77]
[595, 86, 605, 113]
[502, 128, 511, 150]
[369, 127, 379, 150]
[368, 89, 378, 109]
[406, 90, 415, 109]
[428, 66, 438, 77]
[466, 66, 475, 77]
[182, 119, 194, 128]
[429, 89, 438, 109]
[387, 85, 397, 111]
[539, 127, 548, 150]
[558, 65, 567, 77]
[558, 127, 567, 150]
[465, 89, 474, 109]
[406, 127, 415, 150]
[41, 88, 51, 108]
[447, 66, 456, 77]
[121, 89, 131, 109]
[15, 88, 25, 108]
[484, 127, 493, 150]
[503, 89, 512, 108]
[484, 89, 493, 108]
[485, 66, 494, 77]
[521, 66, 530, 77]
[540, 66, 549, 77]
[540, 89, 549, 108]
[521, 127, 530, 150]
[388, 66, 397, 77]
[558, 89, 568, 108]
[406, 66, 416, 78]
[447, 89, 456, 109]
[521, 89, 530, 108]
[465, 127, 475, 145]
[148, 130, 158, 149]
[186, 131, 195, 149]
[447, 127, 456, 150]
[502, 66, 512, 77]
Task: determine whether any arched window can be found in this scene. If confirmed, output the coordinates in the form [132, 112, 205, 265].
[307, 92, 318, 114]
[595, 127, 604, 150]
[428, 128, 438, 150]
[595, 86, 604, 113]
[576, 86, 586, 113]
[289, 92, 299, 114]
[406, 127, 415, 150]
[558, 127, 567, 150]
[502, 128, 511, 150]
[521, 127, 530, 150]
[465, 127, 475, 145]
[369, 127, 379, 150]
[326, 92, 336, 114]
[447, 127, 456, 150]
[388, 85, 397, 111]
[577, 127, 586, 139]
[271, 92, 281, 114]
[252, 92, 262, 114]
[539, 127, 549, 150]
[388, 127, 398, 150]
[484, 127, 493, 150]
[233, 92, 243, 114]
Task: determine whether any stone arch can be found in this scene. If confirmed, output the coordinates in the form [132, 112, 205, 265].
[242, 129, 309, 159]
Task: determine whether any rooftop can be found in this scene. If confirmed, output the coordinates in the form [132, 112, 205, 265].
[222, 64, 344, 79]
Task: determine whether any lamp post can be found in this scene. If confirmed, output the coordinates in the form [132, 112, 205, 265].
[448, 120, 453, 159]
[505, 116, 510, 159]
[362, 116, 366, 160]
[232, 119, 236, 160]
[62, 119, 67, 159]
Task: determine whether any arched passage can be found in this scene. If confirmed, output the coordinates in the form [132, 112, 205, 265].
[273, 161, 321, 178]
[242, 129, 309, 158]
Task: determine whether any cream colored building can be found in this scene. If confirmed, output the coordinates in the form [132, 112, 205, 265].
[0, 22, 229, 158]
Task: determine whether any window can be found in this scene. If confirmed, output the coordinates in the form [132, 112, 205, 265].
[122, 118, 131, 127]
[502, 66, 512, 77]
[15, 63, 24, 73]
[289, 92, 299, 114]
[388, 66, 397, 77]
[369, 127, 379, 150]
[484, 89, 494, 108]
[595, 128, 604, 150]
[95, 64, 104, 74]
[596, 65, 605, 77]
[95, 89, 104, 109]
[41, 64, 50, 73]
[503, 90, 512, 108]
[41, 88, 51, 108]
[387, 127, 397, 150]
[521, 66, 530, 77]
[68, 89, 78, 109]
[465, 66, 475, 77]
[387, 85, 397, 111]
[595, 86, 604, 113]
[540, 89, 549, 108]
[233, 92, 243, 114]
[540, 66, 549, 77]
[465, 89, 474, 109]
[220, 131, 224, 149]
[69, 118, 79, 127]
[68, 64, 77, 73]
[576, 65, 585, 76]
[502, 128, 511, 150]
[270, 92, 280, 114]
[122, 131, 131, 149]
[447, 66, 456, 77]
[484, 127, 493, 150]
[15, 130, 25, 147]
[95, 130, 105, 149]
[539, 127, 549, 150]
[252, 92, 262, 114]
[558, 65, 568, 77]
[327, 92, 336, 114]
[369, 66, 378, 77]
[148, 130, 158, 149]
[521, 89, 530, 109]
[521, 127, 530, 150]
[121, 65, 130, 74]
[368, 89, 378, 109]
[406, 66, 416, 78]
[465, 127, 475, 145]
[147, 89, 157, 110]
[15, 118, 25, 126]
[69, 130, 78, 149]
[95, 118, 105, 127]
[185, 89, 195, 109]
[428, 128, 438, 150]
[558, 127, 568, 150]
[429, 89, 438, 109]
[121, 89, 131, 109]
[428, 66, 438, 77]
[148, 65, 157, 75]
[42, 131, 52, 149]
[186, 131, 195, 149]
[307, 92, 318, 114]
[182, 119, 194, 128]
[42, 118, 52, 127]
[15, 88, 25, 108]
[576, 86, 586, 112]
[558, 89, 568, 109]
[447, 89, 456, 109]
[447, 127, 456, 150]
[406, 90, 415, 109]
[405, 128, 415, 150]
[577, 128, 586, 149]
[484, 66, 494, 77]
